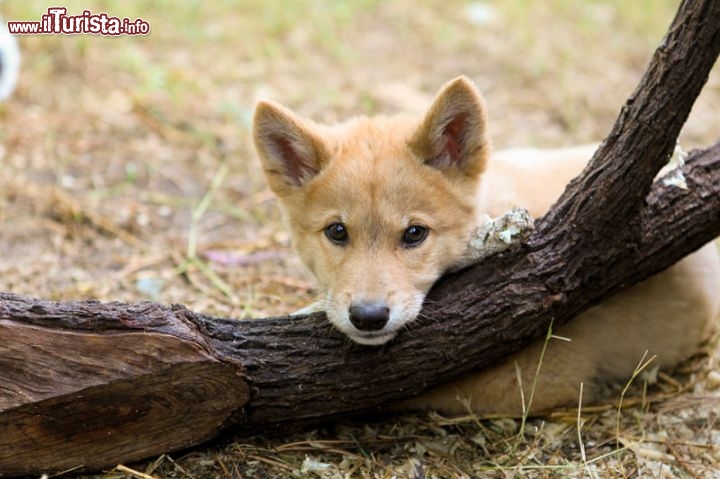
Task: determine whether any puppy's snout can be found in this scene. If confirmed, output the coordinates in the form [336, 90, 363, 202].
[348, 302, 390, 331]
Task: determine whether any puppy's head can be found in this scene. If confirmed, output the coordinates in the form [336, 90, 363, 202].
[253, 76, 489, 345]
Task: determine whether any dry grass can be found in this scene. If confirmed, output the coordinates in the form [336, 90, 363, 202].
[1, 1, 719, 478]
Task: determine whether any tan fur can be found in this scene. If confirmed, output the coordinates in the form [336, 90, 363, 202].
[253, 76, 720, 415]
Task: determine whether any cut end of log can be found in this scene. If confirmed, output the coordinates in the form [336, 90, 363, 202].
[0, 319, 249, 476]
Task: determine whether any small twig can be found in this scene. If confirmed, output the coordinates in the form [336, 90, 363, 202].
[514, 318, 554, 451]
[178, 163, 239, 301]
[187, 164, 228, 259]
[577, 382, 598, 479]
[615, 351, 657, 448]
[115, 464, 157, 479]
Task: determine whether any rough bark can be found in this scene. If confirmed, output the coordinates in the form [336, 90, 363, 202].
[0, 302, 250, 474]
[0, 0, 719, 476]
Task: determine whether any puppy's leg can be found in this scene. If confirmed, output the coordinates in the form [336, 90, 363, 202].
[451, 207, 534, 272]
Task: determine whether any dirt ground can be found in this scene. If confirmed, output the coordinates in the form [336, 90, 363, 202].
[1, 1, 719, 478]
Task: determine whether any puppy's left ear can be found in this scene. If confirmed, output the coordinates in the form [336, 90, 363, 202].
[409, 76, 489, 178]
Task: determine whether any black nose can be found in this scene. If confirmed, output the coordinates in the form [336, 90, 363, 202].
[348, 303, 390, 331]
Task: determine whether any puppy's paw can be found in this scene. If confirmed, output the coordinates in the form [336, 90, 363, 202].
[452, 207, 534, 271]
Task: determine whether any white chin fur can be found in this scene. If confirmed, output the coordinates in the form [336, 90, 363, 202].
[348, 331, 397, 346]
[327, 309, 399, 346]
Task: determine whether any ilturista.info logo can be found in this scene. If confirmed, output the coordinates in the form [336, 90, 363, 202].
[7, 7, 150, 36]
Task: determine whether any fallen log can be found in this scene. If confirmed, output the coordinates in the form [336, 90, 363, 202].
[1, 0, 719, 475]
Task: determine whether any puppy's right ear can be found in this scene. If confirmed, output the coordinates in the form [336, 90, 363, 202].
[253, 101, 330, 196]
[409, 76, 489, 180]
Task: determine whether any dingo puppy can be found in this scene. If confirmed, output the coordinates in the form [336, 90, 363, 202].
[253, 76, 720, 415]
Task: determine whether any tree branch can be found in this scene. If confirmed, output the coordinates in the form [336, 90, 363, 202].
[548, 0, 720, 228]
[212, 141, 720, 425]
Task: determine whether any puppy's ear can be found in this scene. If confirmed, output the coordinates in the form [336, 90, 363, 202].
[253, 101, 330, 196]
[409, 76, 489, 178]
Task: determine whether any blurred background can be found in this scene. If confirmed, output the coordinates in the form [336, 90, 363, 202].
[1, 2, 719, 477]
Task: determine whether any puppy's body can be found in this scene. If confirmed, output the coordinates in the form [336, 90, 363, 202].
[405, 146, 720, 415]
[254, 77, 720, 415]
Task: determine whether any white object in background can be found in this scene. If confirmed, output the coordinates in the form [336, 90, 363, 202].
[0, 18, 20, 100]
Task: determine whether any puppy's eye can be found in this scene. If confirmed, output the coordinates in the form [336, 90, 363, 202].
[324, 222, 349, 245]
[402, 225, 428, 247]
